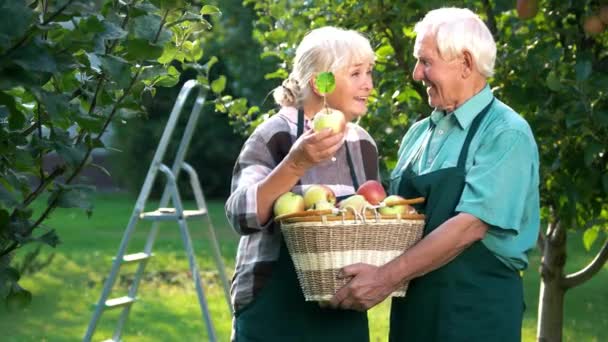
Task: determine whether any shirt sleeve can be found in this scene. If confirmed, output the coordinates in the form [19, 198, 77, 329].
[225, 134, 275, 235]
[456, 128, 537, 234]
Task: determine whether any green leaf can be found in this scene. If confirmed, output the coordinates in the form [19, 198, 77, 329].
[201, 5, 222, 16]
[315, 72, 336, 95]
[48, 185, 94, 212]
[602, 173, 608, 194]
[0, 1, 33, 51]
[583, 227, 599, 251]
[155, 66, 180, 87]
[8, 110, 25, 130]
[575, 60, 592, 82]
[124, 39, 164, 61]
[98, 55, 131, 89]
[157, 45, 178, 64]
[131, 14, 171, 44]
[11, 39, 57, 73]
[36, 229, 60, 248]
[183, 40, 203, 62]
[583, 142, 603, 167]
[211, 75, 227, 94]
[546, 71, 561, 92]
[98, 21, 127, 41]
[54, 141, 89, 169]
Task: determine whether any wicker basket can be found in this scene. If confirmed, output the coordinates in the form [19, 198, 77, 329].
[275, 198, 425, 301]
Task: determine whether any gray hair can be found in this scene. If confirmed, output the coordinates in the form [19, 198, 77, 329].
[273, 26, 375, 107]
[414, 7, 496, 78]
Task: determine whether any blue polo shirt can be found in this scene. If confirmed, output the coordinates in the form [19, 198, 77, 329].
[389, 84, 540, 270]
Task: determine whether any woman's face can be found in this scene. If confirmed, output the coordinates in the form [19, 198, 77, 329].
[412, 34, 464, 112]
[325, 61, 374, 121]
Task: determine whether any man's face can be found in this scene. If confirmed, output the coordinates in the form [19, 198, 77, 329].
[412, 34, 464, 112]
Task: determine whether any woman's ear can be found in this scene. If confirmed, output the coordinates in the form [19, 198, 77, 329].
[461, 50, 473, 78]
[309, 75, 322, 96]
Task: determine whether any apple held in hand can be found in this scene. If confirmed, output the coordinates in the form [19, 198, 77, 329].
[379, 195, 415, 215]
[313, 108, 346, 134]
[304, 185, 336, 210]
[356, 180, 387, 205]
[338, 194, 369, 212]
[273, 192, 305, 217]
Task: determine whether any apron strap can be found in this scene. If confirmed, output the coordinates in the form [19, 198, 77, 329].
[296, 108, 359, 189]
[456, 98, 495, 169]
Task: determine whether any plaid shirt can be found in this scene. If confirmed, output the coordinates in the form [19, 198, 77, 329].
[225, 106, 379, 311]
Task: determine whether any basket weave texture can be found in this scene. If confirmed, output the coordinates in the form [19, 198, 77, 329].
[280, 214, 424, 301]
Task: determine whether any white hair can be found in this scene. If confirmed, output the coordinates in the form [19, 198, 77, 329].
[273, 26, 375, 107]
[413, 7, 496, 78]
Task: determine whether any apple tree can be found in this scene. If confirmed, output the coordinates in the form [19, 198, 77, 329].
[239, 0, 607, 341]
[0, 0, 245, 309]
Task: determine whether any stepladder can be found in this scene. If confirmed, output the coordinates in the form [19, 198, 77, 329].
[84, 80, 233, 342]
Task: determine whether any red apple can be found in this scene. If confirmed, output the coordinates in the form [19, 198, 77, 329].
[356, 180, 387, 205]
[583, 15, 605, 35]
[303, 185, 336, 210]
[516, 0, 538, 20]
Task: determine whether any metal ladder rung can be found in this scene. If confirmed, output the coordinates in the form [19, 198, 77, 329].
[139, 208, 207, 221]
[115, 252, 153, 264]
[105, 296, 136, 309]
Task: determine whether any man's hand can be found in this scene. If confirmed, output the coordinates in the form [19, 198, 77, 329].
[329, 263, 398, 311]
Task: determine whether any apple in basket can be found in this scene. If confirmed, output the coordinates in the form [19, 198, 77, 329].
[303, 185, 336, 210]
[273, 192, 305, 217]
[356, 180, 387, 205]
[379, 195, 415, 215]
[337, 194, 369, 212]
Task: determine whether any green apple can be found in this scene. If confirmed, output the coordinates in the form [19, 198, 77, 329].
[337, 194, 369, 212]
[312, 108, 346, 134]
[311, 201, 335, 210]
[273, 192, 305, 217]
[304, 185, 336, 210]
[379, 195, 413, 215]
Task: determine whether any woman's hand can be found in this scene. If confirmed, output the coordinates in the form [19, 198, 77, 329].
[286, 128, 345, 173]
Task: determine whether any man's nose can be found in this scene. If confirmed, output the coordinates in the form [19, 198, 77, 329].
[412, 64, 423, 81]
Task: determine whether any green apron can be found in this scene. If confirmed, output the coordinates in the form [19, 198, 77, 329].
[389, 99, 524, 342]
[233, 110, 369, 341]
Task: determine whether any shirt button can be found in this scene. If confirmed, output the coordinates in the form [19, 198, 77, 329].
[437, 129, 444, 135]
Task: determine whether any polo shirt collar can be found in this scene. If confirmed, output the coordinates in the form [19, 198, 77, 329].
[429, 84, 494, 130]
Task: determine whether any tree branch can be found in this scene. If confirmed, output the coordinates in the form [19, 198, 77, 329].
[562, 237, 608, 289]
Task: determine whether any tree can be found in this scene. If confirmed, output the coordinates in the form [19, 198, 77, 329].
[239, 0, 608, 341]
[0, 0, 244, 308]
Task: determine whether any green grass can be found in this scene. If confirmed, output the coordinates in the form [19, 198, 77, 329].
[1, 193, 606, 341]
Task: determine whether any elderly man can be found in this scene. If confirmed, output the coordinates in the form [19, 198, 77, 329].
[330, 7, 540, 342]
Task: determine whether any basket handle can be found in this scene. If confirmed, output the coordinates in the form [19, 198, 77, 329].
[274, 208, 338, 222]
[383, 197, 425, 206]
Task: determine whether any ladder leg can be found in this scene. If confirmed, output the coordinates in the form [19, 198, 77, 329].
[182, 163, 233, 313]
[112, 223, 161, 341]
[84, 214, 142, 342]
[166, 168, 217, 341]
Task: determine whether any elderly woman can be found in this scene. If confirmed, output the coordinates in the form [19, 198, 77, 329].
[330, 8, 540, 342]
[225, 26, 378, 341]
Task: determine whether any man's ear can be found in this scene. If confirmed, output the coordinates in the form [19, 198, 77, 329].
[461, 50, 474, 78]
[309, 75, 322, 96]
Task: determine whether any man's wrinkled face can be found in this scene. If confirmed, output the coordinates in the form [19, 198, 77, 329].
[412, 34, 464, 112]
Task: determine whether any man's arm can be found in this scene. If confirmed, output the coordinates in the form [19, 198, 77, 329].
[329, 212, 488, 311]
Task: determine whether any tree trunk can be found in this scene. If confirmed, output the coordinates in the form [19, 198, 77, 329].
[537, 220, 567, 342]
